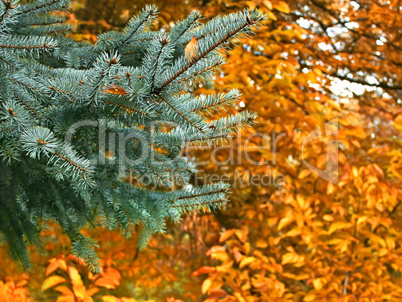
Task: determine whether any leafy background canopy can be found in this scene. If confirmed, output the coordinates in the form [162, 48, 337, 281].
[1, 0, 402, 301]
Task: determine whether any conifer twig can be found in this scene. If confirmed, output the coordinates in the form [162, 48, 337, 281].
[160, 19, 256, 89]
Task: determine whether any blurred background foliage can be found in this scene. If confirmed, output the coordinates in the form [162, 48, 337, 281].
[2, 0, 402, 301]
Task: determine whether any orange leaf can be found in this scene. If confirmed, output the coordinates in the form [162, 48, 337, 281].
[232, 248, 243, 263]
[16, 279, 28, 287]
[103, 267, 121, 282]
[46, 258, 68, 276]
[54, 285, 74, 296]
[208, 289, 227, 299]
[94, 278, 118, 289]
[94, 267, 121, 289]
[101, 84, 128, 95]
[256, 239, 268, 249]
[219, 229, 235, 242]
[185, 36, 198, 62]
[85, 287, 99, 297]
[206, 246, 226, 256]
[191, 266, 216, 277]
[167, 298, 184, 302]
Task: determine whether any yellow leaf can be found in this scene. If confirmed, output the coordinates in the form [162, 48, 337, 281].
[297, 196, 308, 210]
[295, 274, 310, 280]
[312, 278, 323, 290]
[68, 267, 83, 286]
[357, 216, 367, 225]
[352, 166, 359, 178]
[341, 126, 367, 139]
[282, 272, 296, 279]
[277, 216, 293, 230]
[394, 114, 402, 131]
[326, 99, 341, 111]
[274, 1, 290, 13]
[235, 228, 247, 242]
[328, 221, 352, 234]
[378, 248, 388, 257]
[298, 169, 311, 179]
[102, 296, 119, 302]
[286, 228, 301, 237]
[73, 284, 86, 300]
[42, 276, 67, 291]
[234, 292, 246, 302]
[313, 68, 322, 77]
[263, 0, 272, 10]
[239, 256, 256, 268]
[327, 183, 335, 194]
[201, 278, 212, 294]
[266, 10, 277, 20]
[245, 242, 251, 254]
[386, 237, 396, 249]
[304, 294, 316, 301]
[281, 253, 294, 265]
[323, 214, 334, 221]
[246, 1, 256, 10]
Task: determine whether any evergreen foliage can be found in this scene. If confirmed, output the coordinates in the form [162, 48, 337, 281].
[0, 0, 264, 272]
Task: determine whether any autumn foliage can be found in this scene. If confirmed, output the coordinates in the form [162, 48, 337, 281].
[1, 0, 402, 301]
